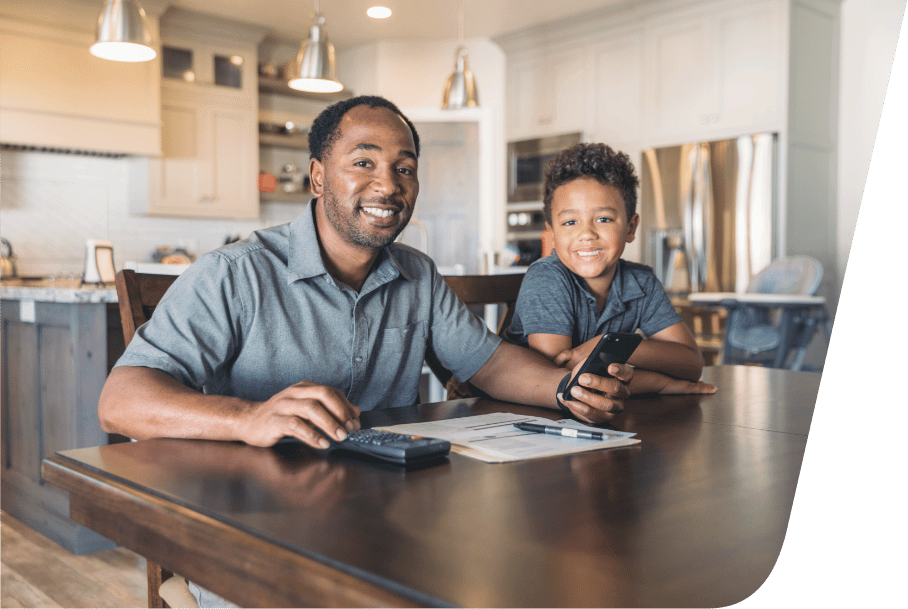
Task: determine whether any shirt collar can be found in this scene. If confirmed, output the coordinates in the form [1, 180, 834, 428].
[287, 199, 414, 286]
[556, 257, 646, 318]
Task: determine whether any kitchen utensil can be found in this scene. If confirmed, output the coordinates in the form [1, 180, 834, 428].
[1, 237, 17, 278]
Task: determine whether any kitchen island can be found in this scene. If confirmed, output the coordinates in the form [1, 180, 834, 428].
[1, 279, 125, 554]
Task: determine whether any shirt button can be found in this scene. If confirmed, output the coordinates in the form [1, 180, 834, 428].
[354, 356, 363, 363]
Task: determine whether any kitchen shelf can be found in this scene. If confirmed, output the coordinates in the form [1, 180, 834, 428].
[260, 190, 311, 204]
[259, 132, 308, 150]
[507, 230, 544, 241]
[258, 76, 352, 102]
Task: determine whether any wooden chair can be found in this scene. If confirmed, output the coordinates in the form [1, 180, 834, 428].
[426, 273, 525, 399]
[114, 269, 194, 609]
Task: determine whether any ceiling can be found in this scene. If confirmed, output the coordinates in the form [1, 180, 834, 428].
[168, 0, 628, 49]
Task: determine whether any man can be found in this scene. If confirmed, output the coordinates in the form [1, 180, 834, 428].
[99, 96, 634, 450]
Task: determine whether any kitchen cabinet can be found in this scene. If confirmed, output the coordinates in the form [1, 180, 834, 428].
[643, 0, 783, 145]
[130, 95, 259, 219]
[128, 9, 267, 219]
[1, 285, 125, 554]
[506, 47, 587, 140]
[586, 29, 644, 158]
[0, 6, 161, 155]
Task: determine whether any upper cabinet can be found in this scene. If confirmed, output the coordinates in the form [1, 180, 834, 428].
[643, 0, 783, 145]
[507, 46, 587, 140]
[586, 29, 644, 154]
[500, 0, 789, 147]
[128, 9, 267, 219]
[0, 1, 164, 155]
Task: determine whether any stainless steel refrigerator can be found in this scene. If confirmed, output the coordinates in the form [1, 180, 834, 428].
[640, 133, 778, 294]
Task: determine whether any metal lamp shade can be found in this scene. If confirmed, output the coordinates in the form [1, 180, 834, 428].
[288, 23, 343, 93]
[90, 0, 156, 62]
[442, 47, 478, 109]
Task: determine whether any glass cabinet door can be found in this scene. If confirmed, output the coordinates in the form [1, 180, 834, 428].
[162, 46, 195, 82]
[161, 45, 246, 90]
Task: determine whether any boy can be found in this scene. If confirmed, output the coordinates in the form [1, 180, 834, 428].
[506, 143, 716, 398]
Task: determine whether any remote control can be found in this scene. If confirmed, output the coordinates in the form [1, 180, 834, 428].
[328, 429, 451, 464]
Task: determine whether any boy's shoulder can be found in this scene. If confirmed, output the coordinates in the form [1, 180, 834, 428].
[619, 258, 657, 277]
[524, 254, 576, 283]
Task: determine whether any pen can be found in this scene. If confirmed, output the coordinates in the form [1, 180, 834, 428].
[513, 422, 604, 441]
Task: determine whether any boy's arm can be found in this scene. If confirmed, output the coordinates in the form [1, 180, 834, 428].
[551, 322, 704, 382]
[629, 322, 704, 381]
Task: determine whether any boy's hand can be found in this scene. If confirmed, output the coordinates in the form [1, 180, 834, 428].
[557, 363, 635, 424]
[553, 340, 596, 370]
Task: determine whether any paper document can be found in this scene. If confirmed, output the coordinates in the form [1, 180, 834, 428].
[377, 412, 638, 463]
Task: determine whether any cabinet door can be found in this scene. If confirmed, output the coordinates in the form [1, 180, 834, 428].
[157, 101, 203, 211]
[144, 102, 258, 219]
[645, 0, 784, 144]
[547, 47, 588, 136]
[645, 14, 715, 144]
[712, 0, 782, 132]
[507, 47, 587, 140]
[209, 107, 259, 218]
[506, 56, 544, 140]
[588, 32, 643, 150]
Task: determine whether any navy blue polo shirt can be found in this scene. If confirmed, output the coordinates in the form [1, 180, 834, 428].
[505, 255, 681, 347]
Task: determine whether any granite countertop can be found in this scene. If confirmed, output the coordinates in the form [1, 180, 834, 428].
[0, 278, 118, 303]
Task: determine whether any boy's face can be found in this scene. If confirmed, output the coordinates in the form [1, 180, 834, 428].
[547, 178, 639, 285]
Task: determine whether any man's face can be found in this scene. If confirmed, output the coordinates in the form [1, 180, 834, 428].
[310, 105, 419, 249]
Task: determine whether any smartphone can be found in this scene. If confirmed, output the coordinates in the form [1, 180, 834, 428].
[562, 332, 643, 398]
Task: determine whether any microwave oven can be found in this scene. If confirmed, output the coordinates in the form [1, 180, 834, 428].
[507, 132, 583, 204]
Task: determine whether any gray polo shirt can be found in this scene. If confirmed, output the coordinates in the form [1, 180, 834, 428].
[505, 255, 681, 347]
[116, 201, 501, 410]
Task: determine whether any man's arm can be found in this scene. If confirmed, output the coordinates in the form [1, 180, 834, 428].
[468, 342, 635, 424]
[99, 366, 360, 449]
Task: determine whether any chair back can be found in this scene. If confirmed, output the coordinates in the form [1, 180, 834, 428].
[424, 273, 525, 396]
[114, 269, 178, 346]
[746, 256, 822, 295]
[443, 273, 524, 335]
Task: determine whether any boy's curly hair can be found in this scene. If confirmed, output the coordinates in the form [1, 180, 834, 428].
[542, 143, 639, 224]
[308, 95, 420, 161]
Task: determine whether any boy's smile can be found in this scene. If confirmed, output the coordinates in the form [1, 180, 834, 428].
[548, 177, 639, 298]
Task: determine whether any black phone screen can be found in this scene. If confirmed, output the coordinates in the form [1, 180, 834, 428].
[562, 332, 643, 398]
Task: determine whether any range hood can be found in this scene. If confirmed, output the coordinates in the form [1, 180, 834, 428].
[0, 2, 165, 157]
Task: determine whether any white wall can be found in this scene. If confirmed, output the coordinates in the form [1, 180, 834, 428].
[837, 0, 906, 287]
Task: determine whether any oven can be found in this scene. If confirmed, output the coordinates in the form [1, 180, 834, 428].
[505, 132, 582, 265]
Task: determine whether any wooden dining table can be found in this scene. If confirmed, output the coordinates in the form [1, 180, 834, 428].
[42, 365, 819, 608]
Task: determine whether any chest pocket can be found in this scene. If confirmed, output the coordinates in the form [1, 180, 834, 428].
[370, 320, 428, 407]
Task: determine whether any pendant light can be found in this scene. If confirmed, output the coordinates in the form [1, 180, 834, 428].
[442, 0, 478, 109]
[90, 0, 156, 62]
[288, 0, 344, 93]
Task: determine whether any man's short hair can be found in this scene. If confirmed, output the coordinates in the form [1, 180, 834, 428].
[308, 95, 421, 161]
[543, 143, 639, 224]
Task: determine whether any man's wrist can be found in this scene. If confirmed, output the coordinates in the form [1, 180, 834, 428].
[556, 373, 572, 411]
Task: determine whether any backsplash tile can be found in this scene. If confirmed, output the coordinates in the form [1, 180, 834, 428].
[1, 150, 302, 278]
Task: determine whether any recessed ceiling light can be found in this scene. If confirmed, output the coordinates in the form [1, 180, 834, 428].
[367, 6, 392, 19]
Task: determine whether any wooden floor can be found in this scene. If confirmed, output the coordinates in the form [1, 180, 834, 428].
[1, 511, 147, 608]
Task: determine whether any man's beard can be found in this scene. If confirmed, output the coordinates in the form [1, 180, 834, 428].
[322, 184, 411, 248]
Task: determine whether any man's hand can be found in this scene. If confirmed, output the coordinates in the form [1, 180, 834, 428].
[241, 382, 361, 449]
[557, 362, 635, 424]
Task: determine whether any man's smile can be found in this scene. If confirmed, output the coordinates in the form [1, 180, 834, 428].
[361, 206, 399, 219]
